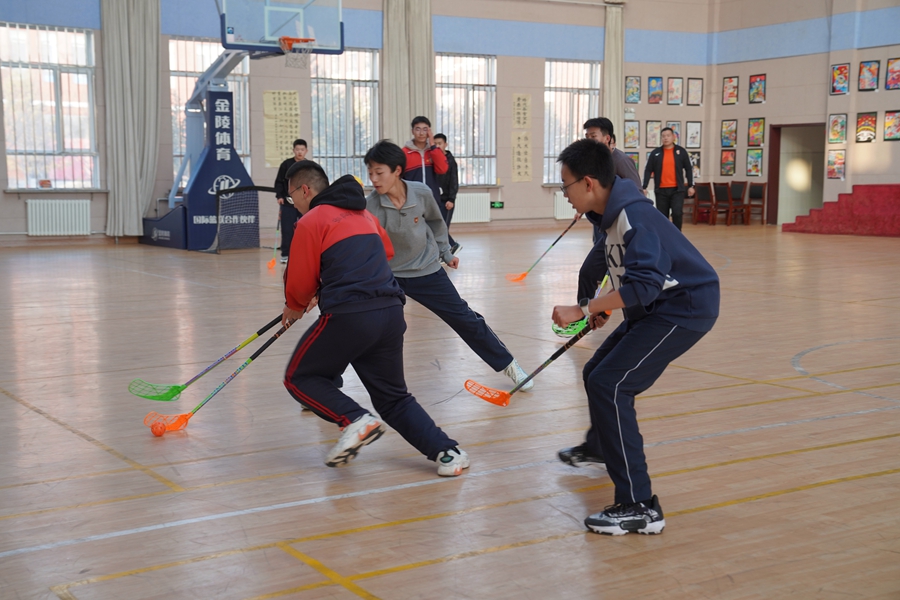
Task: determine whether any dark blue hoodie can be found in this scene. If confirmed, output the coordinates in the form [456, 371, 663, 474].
[586, 177, 719, 332]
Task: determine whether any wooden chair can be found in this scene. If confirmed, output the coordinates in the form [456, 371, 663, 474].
[713, 182, 749, 225]
[682, 188, 696, 224]
[693, 183, 714, 224]
[730, 181, 749, 226]
[748, 182, 767, 224]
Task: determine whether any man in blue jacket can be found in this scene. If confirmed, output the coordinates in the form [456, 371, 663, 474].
[552, 139, 720, 536]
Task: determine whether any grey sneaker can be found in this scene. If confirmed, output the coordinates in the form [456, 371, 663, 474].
[504, 359, 534, 392]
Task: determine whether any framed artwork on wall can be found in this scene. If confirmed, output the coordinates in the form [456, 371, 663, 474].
[749, 74, 766, 103]
[646, 151, 653, 164]
[688, 151, 701, 180]
[884, 111, 900, 141]
[667, 77, 683, 105]
[887, 58, 900, 90]
[856, 112, 877, 142]
[625, 76, 641, 103]
[746, 148, 763, 176]
[648, 77, 663, 104]
[858, 60, 880, 91]
[687, 78, 703, 106]
[748, 118, 765, 146]
[686, 121, 702, 148]
[720, 150, 736, 176]
[722, 76, 738, 104]
[828, 114, 848, 143]
[625, 151, 640, 171]
[827, 150, 846, 180]
[624, 120, 640, 148]
[831, 63, 850, 95]
[666, 121, 681, 144]
[721, 119, 737, 147]
[646, 121, 661, 147]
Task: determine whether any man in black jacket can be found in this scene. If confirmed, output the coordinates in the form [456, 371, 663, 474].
[273, 139, 308, 263]
[434, 133, 461, 254]
[642, 128, 694, 231]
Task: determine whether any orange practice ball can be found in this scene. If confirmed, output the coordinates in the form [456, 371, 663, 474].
[150, 422, 166, 437]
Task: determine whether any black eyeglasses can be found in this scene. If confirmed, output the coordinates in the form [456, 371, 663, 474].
[559, 177, 583, 195]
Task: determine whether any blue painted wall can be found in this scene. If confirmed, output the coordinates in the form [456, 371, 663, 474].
[0, 0, 101, 30]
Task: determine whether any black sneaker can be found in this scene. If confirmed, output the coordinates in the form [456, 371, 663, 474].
[584, 495, 665, 536]
[450, 242, 462, 255]
[558, 443, 605, 468]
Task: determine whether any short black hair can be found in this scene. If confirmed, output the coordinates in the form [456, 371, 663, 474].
[610, 133, 617, 144]
[411, 116, 431, 128]
[557, 139, 616, 190]
[433, 133, 447, 143]
[286, 160, 329, 193]
[660, 127, 674, 135]
[293, 139, 307, 148]
[364, 140, 406, 175]
[583, 117, 614, 137]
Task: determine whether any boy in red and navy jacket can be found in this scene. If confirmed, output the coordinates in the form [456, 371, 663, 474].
[281, 161, 469, 477]
[401, 116, 448, 211]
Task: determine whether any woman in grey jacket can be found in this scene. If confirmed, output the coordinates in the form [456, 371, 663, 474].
[364, 140, 532, 392]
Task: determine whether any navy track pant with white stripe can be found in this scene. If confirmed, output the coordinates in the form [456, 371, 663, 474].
[283, 304, 457, 461]
[583, 313, 708, 505]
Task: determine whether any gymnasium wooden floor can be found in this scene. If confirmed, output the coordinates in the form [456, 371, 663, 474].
[1, 223, 898, 599]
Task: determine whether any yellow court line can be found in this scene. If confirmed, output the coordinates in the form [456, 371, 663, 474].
[277, 543, 381, 600]
[0, 489, 176, 522]
[0, 467, 133, 492]
[0, 386, 184, 492]
[48, 432, 900, 596]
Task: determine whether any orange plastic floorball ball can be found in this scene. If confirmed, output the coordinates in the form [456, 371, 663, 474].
[150, 422, 167, 437]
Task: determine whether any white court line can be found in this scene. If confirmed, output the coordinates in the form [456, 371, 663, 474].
[791, 337, 900, 404]
[4, 400, 898, 560]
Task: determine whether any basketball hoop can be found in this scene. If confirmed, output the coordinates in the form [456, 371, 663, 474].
[279, 36, 315, 69]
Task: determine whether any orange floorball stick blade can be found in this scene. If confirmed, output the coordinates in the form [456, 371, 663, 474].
[464, 379, 511, 407]
[505, 272, 527, 282]
[144, 411, 192, 431]
[267, 258, 276, 269]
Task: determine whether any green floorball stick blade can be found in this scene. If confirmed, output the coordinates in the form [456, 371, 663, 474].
[128, 378, 186, 402]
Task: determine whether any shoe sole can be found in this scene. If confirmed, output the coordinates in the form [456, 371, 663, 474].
[585, 519, 665, 536]
[325, 422, 385, 467]
[437, 456, 471, 477]
[560, 457, 606, 469]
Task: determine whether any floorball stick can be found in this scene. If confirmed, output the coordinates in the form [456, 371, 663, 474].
[144, 318, 295, 434]
[267, 210, 281, 269]
[129, 314, 282, 402]
[506, 217, 579, 282]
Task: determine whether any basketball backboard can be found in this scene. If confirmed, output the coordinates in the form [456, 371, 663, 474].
[219, 0, 344, 55]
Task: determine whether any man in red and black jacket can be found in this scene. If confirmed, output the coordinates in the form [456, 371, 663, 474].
[281, 161, 466, 476]
[402, 116, 448, 215]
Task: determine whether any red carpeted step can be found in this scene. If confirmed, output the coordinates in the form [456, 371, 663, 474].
[782, 184, 900, 237]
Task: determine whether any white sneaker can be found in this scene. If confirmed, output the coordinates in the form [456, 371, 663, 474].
[280, 256, 288, 264]
[436, 447, 470, 477]
[325, 414, 385, 467]
[504, 359, 534, 392]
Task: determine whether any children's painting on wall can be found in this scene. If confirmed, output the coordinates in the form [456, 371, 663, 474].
[884, 111, 900, 141]
[625, 76, 641, 103]
[858, 60, 880, 91]
[721, 119, 737, 147]
[720, 150, 736, 176]
[686, 121, 701, 148]
[625, 151, 640, 171]
[746, 148, 763, 176]
[747, 118, 765, 147]
[646, 121, 661, 147]
[687, 78, 703, 106]
[722, 77, 738, 105]
[831, 63, 849, 95]
[827, 150, 846, 180]
[688, 151, 701, 180]
[828, 114, 847, 143]
[667, 77, 683, 105]
[887, 58, 900, 90]
[666, 121, 681, 144]
[749, 74, 766, 103]
[624, 120, 640, 148]
[648, 77, 663, 104]
[856, 112, 877, 142]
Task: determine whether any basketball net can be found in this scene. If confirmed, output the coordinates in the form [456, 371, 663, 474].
[279, 37, 315, 69]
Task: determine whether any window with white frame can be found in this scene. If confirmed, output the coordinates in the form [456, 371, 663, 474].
[435, 54, 496, 186]
[543, 60, 600, 183]
[169, 38, 250, 186]
[0, 23, 98, 189]
[311, 49, 379, 182]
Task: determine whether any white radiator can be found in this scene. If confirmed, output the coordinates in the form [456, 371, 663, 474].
[453, 193, 491, 223]
[26, 199, 91, 236]
[554, 191, 576, 220]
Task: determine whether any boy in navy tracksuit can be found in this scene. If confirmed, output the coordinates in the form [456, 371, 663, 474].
[552, 139, 719, 535]
[281, 161, 468, 477]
